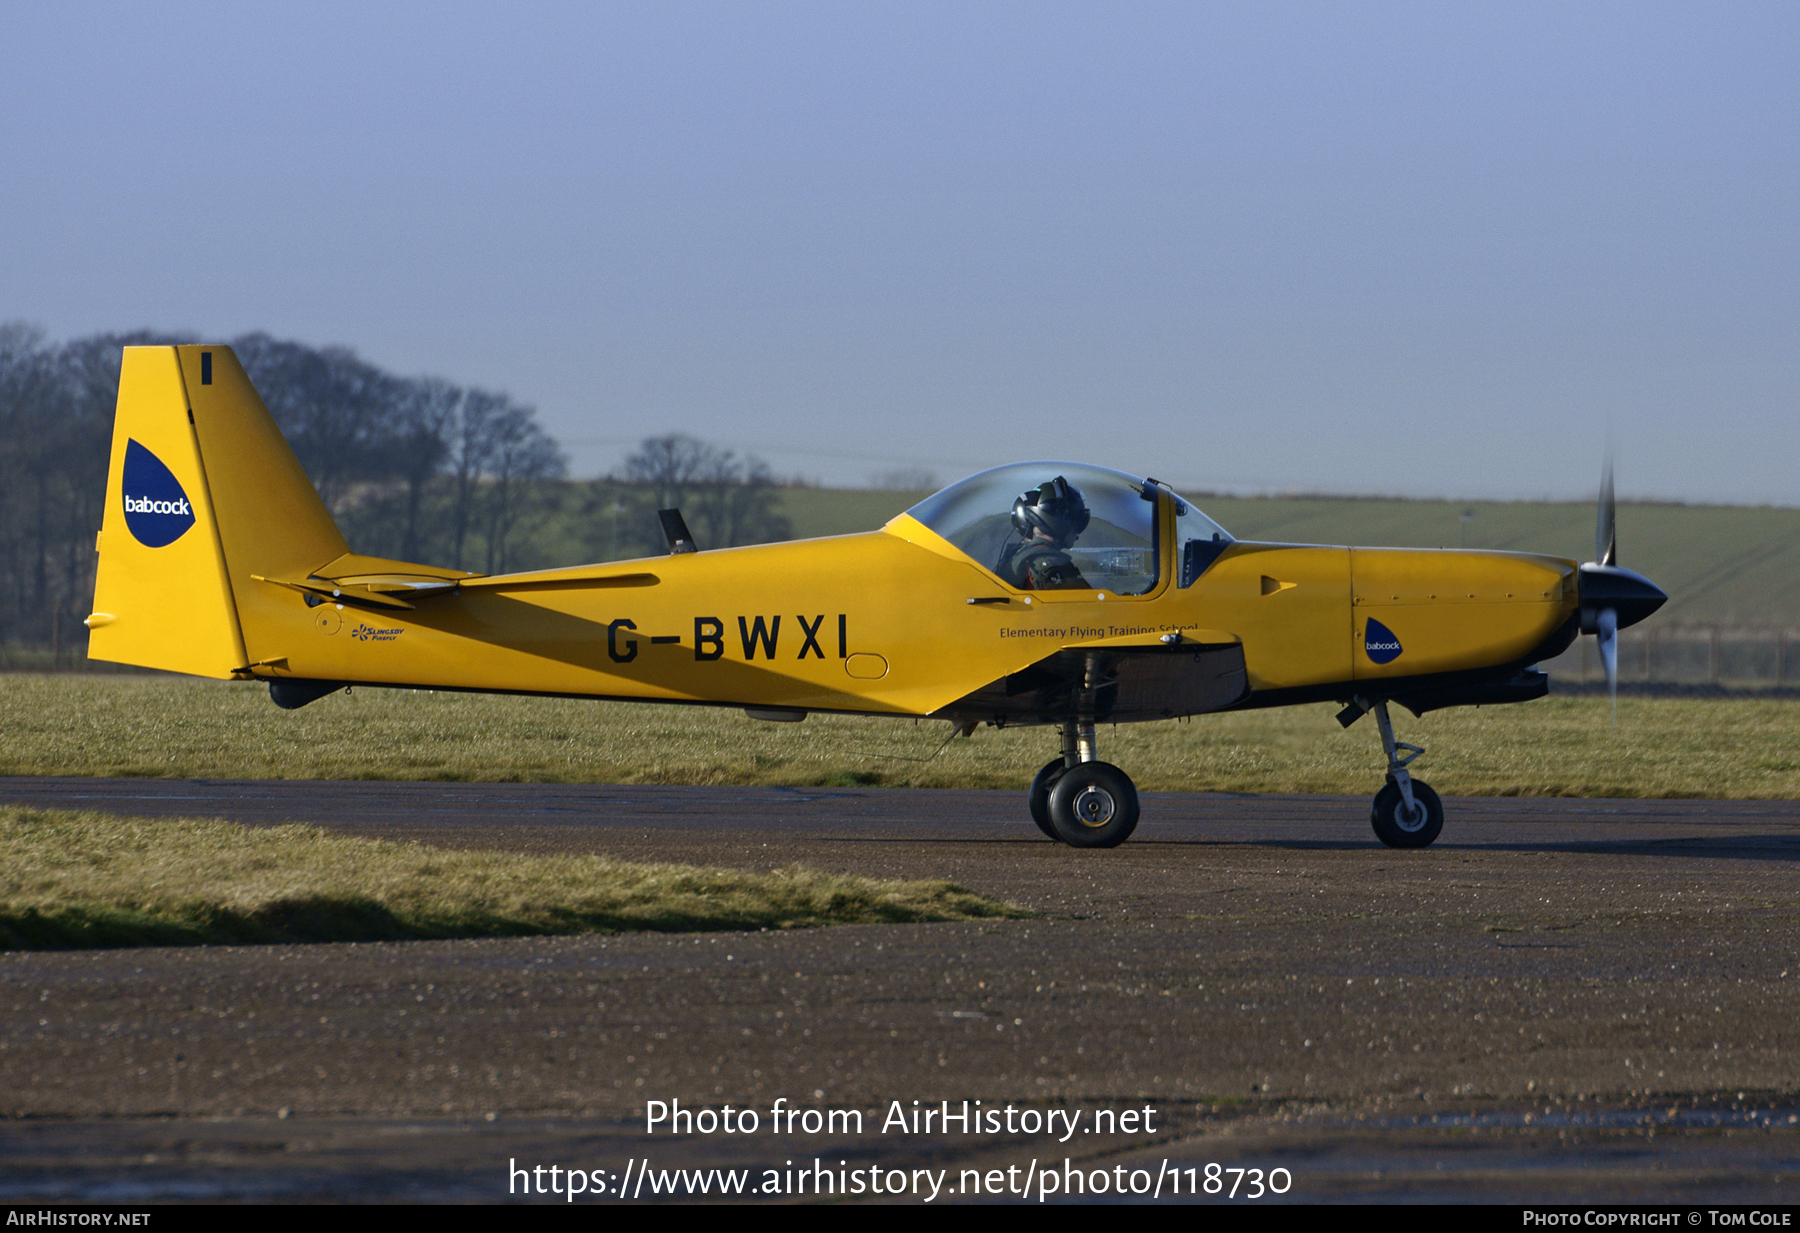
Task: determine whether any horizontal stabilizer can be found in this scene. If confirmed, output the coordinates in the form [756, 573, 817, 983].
[459, 566, 660, 592]
[252, 574, 447, 611]
[256, 559, 663, 611]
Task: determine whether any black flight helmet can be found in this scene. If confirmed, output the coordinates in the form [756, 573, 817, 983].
[1011, 475, 1091, 542]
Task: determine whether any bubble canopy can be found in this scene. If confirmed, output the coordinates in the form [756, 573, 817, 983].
[904, 462, 1231, 595]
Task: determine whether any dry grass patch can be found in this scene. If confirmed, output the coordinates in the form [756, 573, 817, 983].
[0, 806, 1027, 950]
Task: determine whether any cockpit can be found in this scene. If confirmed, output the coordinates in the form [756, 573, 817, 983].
[904, 462, 1233, 594]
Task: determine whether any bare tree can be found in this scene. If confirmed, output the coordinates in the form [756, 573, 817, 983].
[622, 433, 714, 512]
[0, 323, 56, 639]
[390, 377, 458, 562]
[619, 433, 789, 552]
[691, 451, 789, 549]
[479, 402, 567, 574]
[444, 388, 504, 571]
[436, 387, 568, 572]
[231, 333, 403, 514]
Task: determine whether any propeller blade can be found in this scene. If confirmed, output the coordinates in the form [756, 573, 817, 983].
[1596, 453, 1616, 568]
[1598, 606, 1619, 728]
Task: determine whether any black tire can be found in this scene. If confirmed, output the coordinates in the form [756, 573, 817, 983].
[1029, 758, 1066, 840]
[1047, 761, 1140, 848]
[1370, 779, 1444, 848]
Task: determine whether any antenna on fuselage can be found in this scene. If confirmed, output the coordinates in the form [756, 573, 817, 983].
[658, 509, 698, 554]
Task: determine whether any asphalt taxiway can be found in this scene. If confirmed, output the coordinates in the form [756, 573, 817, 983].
[3, 777, 1799, 1203]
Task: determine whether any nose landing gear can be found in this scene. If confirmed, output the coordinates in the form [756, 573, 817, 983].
[1343, 696, 1444, 848]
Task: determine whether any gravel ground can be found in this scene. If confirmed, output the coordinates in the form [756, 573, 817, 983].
[3, 778, 1798, 1203]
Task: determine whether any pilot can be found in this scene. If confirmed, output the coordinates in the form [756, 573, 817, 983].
[997, 476, 1092, 589]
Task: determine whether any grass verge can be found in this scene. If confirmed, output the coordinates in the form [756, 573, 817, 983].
[5, 675, 1800, 798]
[0, 806, 1027, 950]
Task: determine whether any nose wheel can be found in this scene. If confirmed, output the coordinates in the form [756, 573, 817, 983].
[1370, 778, 1443, 848]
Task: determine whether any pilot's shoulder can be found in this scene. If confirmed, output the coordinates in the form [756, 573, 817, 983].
[1024, 548, 1081, 588]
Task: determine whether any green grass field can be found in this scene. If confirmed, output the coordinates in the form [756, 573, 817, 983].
[6, 675, 1797, 800]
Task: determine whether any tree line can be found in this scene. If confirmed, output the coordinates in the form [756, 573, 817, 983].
[0, 325, 788, 655]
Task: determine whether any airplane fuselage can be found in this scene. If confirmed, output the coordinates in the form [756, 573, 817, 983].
[236, 513, 1580, 723]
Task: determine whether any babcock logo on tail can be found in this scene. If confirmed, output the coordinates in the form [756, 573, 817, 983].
[122, 439, 196, 547]
[1364, 618, 1403, 664]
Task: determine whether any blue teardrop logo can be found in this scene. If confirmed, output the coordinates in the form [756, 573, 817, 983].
[121, 439, 196, 548]
[1364, 617, 1403, 664]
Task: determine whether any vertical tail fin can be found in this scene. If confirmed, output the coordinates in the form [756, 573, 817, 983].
[89, 345, 349, 677]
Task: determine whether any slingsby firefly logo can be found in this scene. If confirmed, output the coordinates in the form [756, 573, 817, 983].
[1363, 618, 1404, 664]
[121, 440, 196, 548]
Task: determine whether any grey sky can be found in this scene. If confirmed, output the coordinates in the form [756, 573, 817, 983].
[4, 2, 1794, 503]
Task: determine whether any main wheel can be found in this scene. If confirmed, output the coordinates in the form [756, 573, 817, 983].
[1047, 761, 1140, 848]
[1370, 779, 1443, 848]
[1028, 758, 1067, 840]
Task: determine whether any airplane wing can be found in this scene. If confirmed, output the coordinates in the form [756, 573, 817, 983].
[252, 559, 659, 611]
[935, 632, 1248, 725]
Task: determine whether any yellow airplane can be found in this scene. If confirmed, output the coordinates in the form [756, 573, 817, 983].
[87, 345, 1665, 849]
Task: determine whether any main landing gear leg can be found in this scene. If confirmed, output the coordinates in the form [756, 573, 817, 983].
[1351, 696, 1443, 848]
[1030, 717, 1139, 848]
